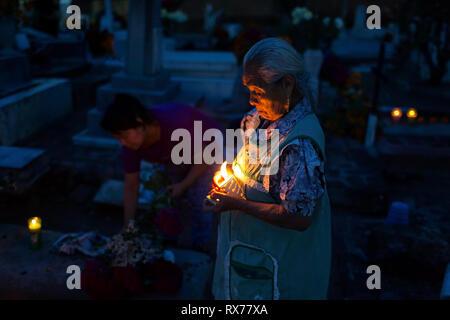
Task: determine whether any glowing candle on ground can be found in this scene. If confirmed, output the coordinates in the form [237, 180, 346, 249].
[28, 217, 42, 249]
[391, 108, 402, 122]
[407, 108, 418, 123]
[407, 108, 417, 119]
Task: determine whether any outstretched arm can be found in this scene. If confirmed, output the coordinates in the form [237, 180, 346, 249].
[167, 163, 210, 198]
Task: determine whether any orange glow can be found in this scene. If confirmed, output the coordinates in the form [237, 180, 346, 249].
[391, 108, 402, 119]
[232, 163, 244, 180]
[407, 108, 418, 119]
[213, 161, 232, 188]
[28, 217, 41, 231]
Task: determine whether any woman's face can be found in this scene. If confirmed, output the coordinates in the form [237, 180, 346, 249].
[243, 70, 295, 121]
[112, 122, 146, 150]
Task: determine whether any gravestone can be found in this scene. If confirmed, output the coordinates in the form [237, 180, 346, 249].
[96, 0, 178, 108]
[332, 5, 394, 63]
[163, 50, 237, 102]
[106, 43, 238, 104]
[30, 36, 90, 77]
[0, 24, 73, 146]
[0, 16, 16, 51]
[0, 53, 32, 97]
[0, 78, 72, 146]
[0, 146, 49, 194]
[74, 0, 179, 148]
[0, 17, 32, 97]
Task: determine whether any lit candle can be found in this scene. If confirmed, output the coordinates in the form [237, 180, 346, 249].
[391, 108, 402, 122]
[207, 162, 233, 206]
[407, 108, 418, 123]
[207, 162, 228, 205]
[28, 217, 42, 249]
[213, 161, 232, 188]
[207, 161, 246, 206]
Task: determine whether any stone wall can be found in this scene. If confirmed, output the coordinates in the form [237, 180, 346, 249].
[0, 78, 72, 146]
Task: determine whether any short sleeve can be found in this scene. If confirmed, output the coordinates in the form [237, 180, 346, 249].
[269, 138, 325, 216]
[121, 146, 141, 174]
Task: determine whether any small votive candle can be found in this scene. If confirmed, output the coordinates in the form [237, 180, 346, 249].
[407, 108, 418, 123]
[28, 217, 42, 249]
[391, 108, 402, 123]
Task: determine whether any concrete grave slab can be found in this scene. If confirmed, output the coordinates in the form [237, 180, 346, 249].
[0, 78, 72, 146]
[0, 146, 49, 194]
[0, 53, 32, 97]
[0, 146, 44, 169]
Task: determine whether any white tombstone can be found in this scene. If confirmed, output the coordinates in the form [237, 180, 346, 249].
[96, 0, 178, 108]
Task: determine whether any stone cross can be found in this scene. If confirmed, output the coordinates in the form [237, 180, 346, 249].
[79, 0, 177, 141]
[126, 0, 163, 76]
[103, 0, 114, 32]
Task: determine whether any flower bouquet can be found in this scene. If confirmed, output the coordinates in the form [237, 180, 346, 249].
[83, 162, 184, 299]
[79, 163, 187, 299]
[81, 221, 183, 299]
[105, 220, 163, 267]
[287, 6, 344, 51]
[137, 165, 184, 240]
[161, 0, 187, 37]
[141, 165, 172, 208]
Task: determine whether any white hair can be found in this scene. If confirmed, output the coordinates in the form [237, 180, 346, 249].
[243, 37, 315, 109]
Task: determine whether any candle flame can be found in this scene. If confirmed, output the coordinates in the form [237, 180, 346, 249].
[213, 161, 232, 187]
[220, 161, 229, 180]
[391, 108, 402, 119]
[232, 162, 244, 180]
[407, 108, 417, 119]
[28, 217, 41, 231]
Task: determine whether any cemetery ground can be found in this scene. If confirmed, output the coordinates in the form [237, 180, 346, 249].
[0, 66, 449, 300]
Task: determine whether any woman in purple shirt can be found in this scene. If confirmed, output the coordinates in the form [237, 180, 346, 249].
[100, 94, 220, 251]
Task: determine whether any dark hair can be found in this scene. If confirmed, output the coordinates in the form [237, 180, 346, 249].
[100, 94, 155, 134]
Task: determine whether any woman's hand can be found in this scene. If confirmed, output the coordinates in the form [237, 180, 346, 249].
[166, 182, 187, 199]
[205, 191, 314, 231]
[202, 191, 240, 213]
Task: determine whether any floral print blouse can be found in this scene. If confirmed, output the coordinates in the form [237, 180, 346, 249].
[240, 97, 326, 216]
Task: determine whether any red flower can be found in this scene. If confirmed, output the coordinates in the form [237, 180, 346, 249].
[113, 266, 147, 295]
[81, 259, 126, 300]
[144, 259, 183, 294]
[82, 259, 150, 299]
[153, 208, 184, 236]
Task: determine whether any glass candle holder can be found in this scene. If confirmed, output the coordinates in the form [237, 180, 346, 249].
[28, 217, 42, 249]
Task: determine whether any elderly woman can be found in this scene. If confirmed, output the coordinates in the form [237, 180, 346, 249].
[203, 38, 331, 299]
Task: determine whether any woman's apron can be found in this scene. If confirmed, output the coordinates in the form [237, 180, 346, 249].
[212, 113, 332, 300]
